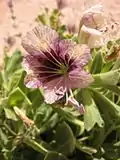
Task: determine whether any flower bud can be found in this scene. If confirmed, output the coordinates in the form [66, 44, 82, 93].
[80, 4, 105, 29]
[79, 25, 104, 48]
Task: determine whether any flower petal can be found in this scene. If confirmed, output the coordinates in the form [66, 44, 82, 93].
[79, 25, 104, 48]
[44, 88, 65, 104]
[67, 97, 85, 114]
[68, 69, 93, 89]
[22, 55, 44, 88]
[59, 39, 91, 67]
[43, 76, 66, 104]
[21, 24, 59, 55]
[22, 54, 45, 73]
[81, 4, 105, 29]
[24, 74, 42, 88]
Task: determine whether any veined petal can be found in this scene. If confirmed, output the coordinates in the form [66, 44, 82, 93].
[21, 24, 59, 55]
[22, 55, 44, 88]
[59, 39, 91, 67]
[24, 74, 42, 88]
[22, 24, 93, 105]
[44, 88, 65, 104]
[43, 77, 66, 104]
[68, 69, 93, 89]
[22, 54, 46, 73]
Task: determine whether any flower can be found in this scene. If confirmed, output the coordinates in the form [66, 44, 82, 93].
[78, 4, 120, 48]
[22, 24, 93, 112]
[80, 4, 105, 29]
[78, 4, 105, 48]
[67, 96, 85, 114]
[79, 25, 104, 48]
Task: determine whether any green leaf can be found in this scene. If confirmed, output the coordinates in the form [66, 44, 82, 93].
[93, 158, 105, 160]
[4, 108, 18, 121]
[28, 89, 44, 108]
[102, 61, 113, 72]
[103, 143, 120, 159]
[91, 88, 120, 121]
[81, 89, 104, 131]
[91, 126, 105, 147]
[90, 52, 103, 74]
[58, 25, 66, 37]
[39, 113, 59, 134]
[1, 70, 8, 91]
[37, 14, 49, 25]
[102, 85, 120, 96]
[7, 68, 24, 92]
[5, 50, 22, 74]
[24, 138, 48, 155]
[52, 122, 75, 156]
[15, 71, 28, 93]
[8, 87, 31, 106]
[52, 106, 84, 135]
[44, 152, 69, 160]
[112, 57, 120, 70]
[34, 103, 53, 128]
[0, 129, 8, 146]
[76, 140, 97, 155]
[93, 70, 120, 86]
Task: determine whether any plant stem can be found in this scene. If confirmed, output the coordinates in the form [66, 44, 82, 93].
[52, 106, 84, 135]
[24, 138, 48, 155]
[4, 123, 17, 136]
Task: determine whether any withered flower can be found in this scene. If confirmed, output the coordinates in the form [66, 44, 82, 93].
[80, 4, 105, 29]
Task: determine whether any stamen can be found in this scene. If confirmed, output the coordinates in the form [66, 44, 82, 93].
[65, 89, 85, 114]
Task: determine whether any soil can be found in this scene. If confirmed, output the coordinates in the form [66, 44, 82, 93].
[0, 0, 120, 62]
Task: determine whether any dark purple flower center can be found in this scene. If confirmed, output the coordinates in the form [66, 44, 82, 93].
[34, 47, 76, 83]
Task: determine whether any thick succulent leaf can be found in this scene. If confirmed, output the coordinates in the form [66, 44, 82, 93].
[91, 88, 120, 121]
[52, 122, 75, 156]
[103, 143, 120, 159]
[34, 103, 53, 128]
[93, 158, 105, 160]
[5, 50, 22, 74]
[7, 68, 24, 92]
[44, 151, 69, 160]
[38, 113, 59, 133]
[81, 89, 104, 131]
[76, 140, 97, 155]
[102, 85, 120, 96]
[90, 52, 103, 74]
[112, 57, 120, 70]
[15, 71, 28, 93]
[93, 70, 120, 86]
[23, 138, 48, 155]
[102, 61, 113, 73]
[91, 127, 105, 148]
[0, 129, 8, 146]
[8, 87, 32, 106]
[52, 106, 84, 135]
[4, 108, 18, 121]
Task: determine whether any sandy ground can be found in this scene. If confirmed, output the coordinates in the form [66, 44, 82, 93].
[0, 0, 120, 61]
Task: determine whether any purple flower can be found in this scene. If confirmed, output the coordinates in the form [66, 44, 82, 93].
[22, 24, 93, 112]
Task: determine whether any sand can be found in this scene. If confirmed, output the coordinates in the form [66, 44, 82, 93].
[0, 0, 120, 60]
